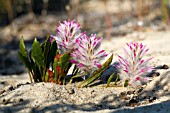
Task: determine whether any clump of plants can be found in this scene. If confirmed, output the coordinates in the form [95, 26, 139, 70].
[118, 42, 153, 88]
[18, 19, 112, 87]
[18, 19, 154, 89]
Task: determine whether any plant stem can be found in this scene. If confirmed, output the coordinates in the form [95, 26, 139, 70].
[27, 69, 33, 83]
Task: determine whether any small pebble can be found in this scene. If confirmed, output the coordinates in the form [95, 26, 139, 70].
[26, 82, 30, 84]
[0, 89, 5, 95]
[16, 98, 24, 103]
[126, 98, 138, 107]
[119, 92, 127, 99]
[152, 72, 160, 77]
[0, 81, 6, 85]
[127, 90, 134, 95]
[143, 96, 147, 99]
[68, 88, 75, 94]
[149, 96, 156, 103]
[152, 96, 157, 100]
[5, 85, 14, 92]
[2, 98, 10, 105]
[16, 83, 22, 88]
[161, 64, 169, 69]
[136, 87, 144, 94]
[129, 98, 138, 104]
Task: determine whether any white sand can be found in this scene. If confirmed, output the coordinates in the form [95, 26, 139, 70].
[0, 31, 170, 113]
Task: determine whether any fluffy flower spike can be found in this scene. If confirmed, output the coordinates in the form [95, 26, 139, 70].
[118, 42, 153, 88]
[51, 19, 85, 53]
[71, 34, 108, 73]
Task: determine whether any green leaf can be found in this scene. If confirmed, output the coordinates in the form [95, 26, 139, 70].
[59, 53, 72, 84]
[28, 50, 39, 82]
[19, 36, 27, 57]
[114, 74, 119, 85]
[91, 54, 113, 77]
[31, 38, 45, 68]
[106, 73, 115, 88]
[59, 52, 71, 69]
[18, 51, 33, 82]
[78, 71, 103, 87]
[18, 37, 36, 83]
[59, 52, 72, 78]
[32, 63, 41, 82]
[41, 35, 51, 81]
[70, 69, 81, 79]
[53, 58, 58, 80]
[69, 71, 85, 83]
[18, 37, 32, 72]
[78, 54, 113, 87]
[124, 79, 129, 87]
[43, 35, 51, 65]
[45, 71, 49, 82]
[72, 65, 78, 76]
[18, 51, 32, 71]
[47, 40, 58, 68]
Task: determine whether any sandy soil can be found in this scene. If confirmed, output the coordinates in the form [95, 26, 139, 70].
[0, 31, 170, 113]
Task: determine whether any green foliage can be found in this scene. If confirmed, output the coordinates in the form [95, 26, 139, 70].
[31, 38, 45, 79]
[51, 53, 72, 84]
[18, 36, 72, 84]
[124, 80, 129, 87]
[106, 73, 115, 87]
[18, 36, 33, 82]
[78, 54, 113, 88]
[18, 36, 115, 87]
[106, 73, 119, 88]
[47, 39, 58, 68]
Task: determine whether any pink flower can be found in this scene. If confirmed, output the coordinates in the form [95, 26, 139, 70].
[51, 19, 85, 53]
[71, 34, 107, 73]
[118, 42, 153, 88]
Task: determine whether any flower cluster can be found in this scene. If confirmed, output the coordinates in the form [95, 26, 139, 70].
[52, 19, 107, 74]
[51, 19, 154, 88]
[118, 42, 153, 88]
[51, 19, 85, 53]
[71, 34, 107, 73]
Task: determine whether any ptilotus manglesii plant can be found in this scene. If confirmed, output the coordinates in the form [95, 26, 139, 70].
[52, 19, 113, 87]
[118, 42, 154, 88]
[71, 34, 108, 74]
[51, 20, 112, 85]
[18, 19, 113, 87]
[51, 19, 85, 53]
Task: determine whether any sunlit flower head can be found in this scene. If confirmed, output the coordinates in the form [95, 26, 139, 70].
[118, 42, 153, 88]
[51, 19, 85, 53]
[71, 34, 108, 74]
